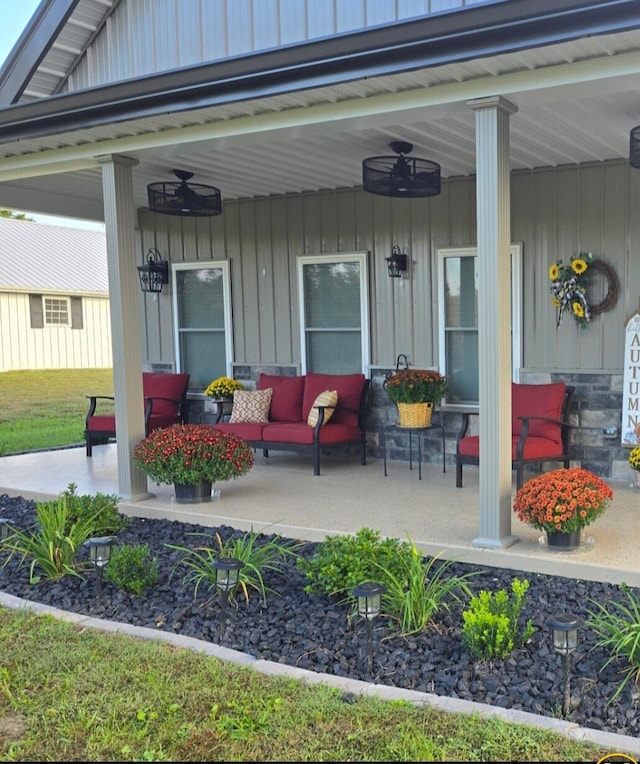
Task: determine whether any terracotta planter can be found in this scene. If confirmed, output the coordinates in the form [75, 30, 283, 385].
[174, 481, 212, 504]
[397, 401, 433, 428]
[546, 528, 581, 551]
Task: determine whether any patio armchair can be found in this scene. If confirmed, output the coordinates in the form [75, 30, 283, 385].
[455, 382, 575, 490]
[85, 371, 190, 456]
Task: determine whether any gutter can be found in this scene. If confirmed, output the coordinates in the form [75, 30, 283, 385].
[0, 0, 639, 142]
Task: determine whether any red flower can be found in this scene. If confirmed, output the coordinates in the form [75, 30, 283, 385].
[133, 424, 253, 485]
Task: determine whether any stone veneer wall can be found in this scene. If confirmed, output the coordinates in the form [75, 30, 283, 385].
[177, 364, 631, 483]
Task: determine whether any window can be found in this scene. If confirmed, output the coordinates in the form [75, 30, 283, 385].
[44, 297, 70, 326]
[437, 244, 522, 405]
[297, 252, 370, 374]
[172, 262, 233, 390]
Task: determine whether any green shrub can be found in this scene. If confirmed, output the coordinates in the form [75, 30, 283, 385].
[104, 543, 159, 595]
[462, 578, 534, 661]
[57, 482, 129, 536]
[297, 527, 414, 597]
[3, 496, 100, 583]
[377, 546, 478, 636]
[167, 527, 300, 606]
[586, 584, 640, 704]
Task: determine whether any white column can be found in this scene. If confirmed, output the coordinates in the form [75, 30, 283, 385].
[467, 96, 518, 548]
[97, 153, 151, 501]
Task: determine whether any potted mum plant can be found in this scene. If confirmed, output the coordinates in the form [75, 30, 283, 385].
[204, 376, 245, 421]
[629, 446, 640, 488]
[513, 467, 613, 550]
[383, 368, 448, 428]
[204, 376, 245, 400]
[133, 424, 254, 504]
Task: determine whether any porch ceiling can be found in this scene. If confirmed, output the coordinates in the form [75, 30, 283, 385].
[1, 27, 640, 220]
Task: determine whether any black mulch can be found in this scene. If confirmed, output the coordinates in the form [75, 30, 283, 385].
[0, 493, 638, 740]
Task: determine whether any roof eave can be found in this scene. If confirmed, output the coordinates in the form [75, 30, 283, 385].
[0, 0, 639, 143]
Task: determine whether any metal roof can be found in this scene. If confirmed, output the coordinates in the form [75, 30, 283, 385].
[0, 0, 638, 221]
[0, 217, 108, 293]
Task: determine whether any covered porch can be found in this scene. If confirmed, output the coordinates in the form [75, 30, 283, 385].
[1, 444, 638, 587]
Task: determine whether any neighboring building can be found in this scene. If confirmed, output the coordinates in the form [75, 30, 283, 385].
[0, 0, 639, 547]
[0, 217, 111, 371]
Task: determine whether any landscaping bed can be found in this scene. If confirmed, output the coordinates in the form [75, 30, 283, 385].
[0, 492, 638, 740]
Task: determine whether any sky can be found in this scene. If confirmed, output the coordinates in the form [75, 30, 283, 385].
[0, 0, 105, 232]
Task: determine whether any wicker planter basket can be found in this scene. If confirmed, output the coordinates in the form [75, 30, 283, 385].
[397, 402, 433, 428]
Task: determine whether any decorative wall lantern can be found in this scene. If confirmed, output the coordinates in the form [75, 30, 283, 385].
[362, 141, 441, 198]
[386, 245, 408, 278]
[547, 613, 582, 717]
[137, 248, 169, 294]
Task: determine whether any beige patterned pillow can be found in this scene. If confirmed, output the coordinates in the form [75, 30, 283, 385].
[229, 388, 273, 423]
[307, 390, 338, 427]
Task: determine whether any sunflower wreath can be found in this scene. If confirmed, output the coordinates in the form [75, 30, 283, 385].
[548, 252, 618, 329]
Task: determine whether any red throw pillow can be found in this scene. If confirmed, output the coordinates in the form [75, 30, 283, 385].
[511, 382, 566, 442]
[257, 374, 305, 422]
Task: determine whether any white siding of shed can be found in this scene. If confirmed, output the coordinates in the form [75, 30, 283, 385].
[0, 292, 112, 371]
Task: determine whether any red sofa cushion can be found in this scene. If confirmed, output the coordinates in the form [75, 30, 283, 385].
[87, 414, 116, 433]
[458, 435, 565, 460]
[302, 372, 366, 427]
[143, 372, 190, 415]
[215, 421, 268, 441]
[262, 422, 361, 445]
[257, 374, 305, 422]
[511, 382, 565, 443]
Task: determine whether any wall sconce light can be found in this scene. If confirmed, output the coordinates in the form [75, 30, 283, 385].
[84, 535, 118, 602]
[630, 125, 640, 168]
[212, 556, 245, 642]
[547, 613, 582, 717]
[137, 248, 169, 294]
[351, 581, 386, 675]
[386, 245, 408, 278]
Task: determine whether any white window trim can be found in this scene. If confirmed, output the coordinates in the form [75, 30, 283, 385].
[437, 243, 523, 406]
[43, 295, 70, 327]
[297, 251, 370, 375]
[171, 260, 234, 377]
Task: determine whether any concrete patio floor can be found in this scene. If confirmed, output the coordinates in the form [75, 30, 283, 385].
[1, 443, 638, 587]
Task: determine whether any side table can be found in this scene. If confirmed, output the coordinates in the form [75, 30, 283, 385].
[382, 418, 446, 480]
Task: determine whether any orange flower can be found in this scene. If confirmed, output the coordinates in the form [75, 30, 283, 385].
[513, 467, 612, 534]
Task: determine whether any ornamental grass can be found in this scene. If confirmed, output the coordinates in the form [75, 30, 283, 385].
[133, 424, 253, 485]
[513, 467, 613, 534]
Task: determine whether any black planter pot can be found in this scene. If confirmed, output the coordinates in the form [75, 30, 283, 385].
[546, 528, 581, 550]
[174, 481, 212, 504]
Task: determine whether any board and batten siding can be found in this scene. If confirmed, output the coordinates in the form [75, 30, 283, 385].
[0, 291, 112, 372]
[137, 159, 635, 376]
[66, 0, 496, 91]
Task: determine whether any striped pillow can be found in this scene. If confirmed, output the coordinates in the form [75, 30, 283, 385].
[229, 388, 273, 423]
[307, 390, 338, 427]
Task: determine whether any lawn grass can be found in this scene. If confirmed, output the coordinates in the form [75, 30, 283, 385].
[0, 369, 113, 454]
[0, 609, 611, 762]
